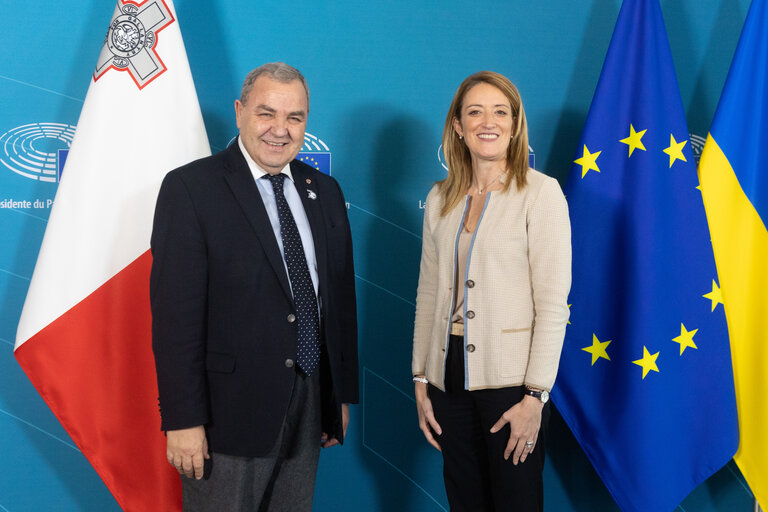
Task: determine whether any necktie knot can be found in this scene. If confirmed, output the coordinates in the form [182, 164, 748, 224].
[266, 173, 286, 194]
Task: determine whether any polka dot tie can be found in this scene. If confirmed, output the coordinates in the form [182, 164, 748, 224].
[267, 173, 320, 375]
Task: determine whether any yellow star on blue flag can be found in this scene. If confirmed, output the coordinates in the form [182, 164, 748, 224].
[663, 134, 688, 168]
[619, 124, 647, 157]
[574, 145, 601, 178]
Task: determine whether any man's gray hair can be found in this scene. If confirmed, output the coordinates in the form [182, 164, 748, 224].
[240, 62, 309, 107]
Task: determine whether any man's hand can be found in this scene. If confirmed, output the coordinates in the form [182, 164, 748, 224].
[167, 425, 209, 479]
[321, 403, 349, 448]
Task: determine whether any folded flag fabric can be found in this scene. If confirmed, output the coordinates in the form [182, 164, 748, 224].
[698, 0, 768, 507]
[552, 1, 738, 510]
[14, 1, 210, 510]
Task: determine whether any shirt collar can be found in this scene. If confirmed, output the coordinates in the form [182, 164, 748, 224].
[237, 136, 293, 183]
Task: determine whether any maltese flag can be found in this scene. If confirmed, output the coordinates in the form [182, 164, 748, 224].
[14, 1, 210, 510]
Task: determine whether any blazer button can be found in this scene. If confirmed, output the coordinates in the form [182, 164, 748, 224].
[466, 310, 475, 319]
[466, 344, 476, 353]
[287, 314, 296, 323]
[466, 279, 475, 288]
[285, 359, 295, 368]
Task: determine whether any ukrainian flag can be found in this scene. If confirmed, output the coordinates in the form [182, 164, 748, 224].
[698, 0, 768, 507]
[553, 0, 738, 510]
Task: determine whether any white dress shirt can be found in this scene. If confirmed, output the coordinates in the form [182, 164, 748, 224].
[237, 138, 319, 298]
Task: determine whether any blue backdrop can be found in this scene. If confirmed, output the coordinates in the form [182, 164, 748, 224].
[0, 1, 756, 510]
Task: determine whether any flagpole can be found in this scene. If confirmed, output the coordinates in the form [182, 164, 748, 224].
[755, 498, 762, 512]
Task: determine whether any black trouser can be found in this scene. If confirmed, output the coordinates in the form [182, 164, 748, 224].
[429, 334, 548, 512]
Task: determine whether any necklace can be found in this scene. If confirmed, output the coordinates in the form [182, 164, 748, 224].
[473, 173, 503, 194]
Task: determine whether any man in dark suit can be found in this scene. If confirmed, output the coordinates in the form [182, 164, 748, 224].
[150, 62, 358, 511]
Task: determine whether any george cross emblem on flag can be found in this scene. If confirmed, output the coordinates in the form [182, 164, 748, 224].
[94, 0, 175, 89]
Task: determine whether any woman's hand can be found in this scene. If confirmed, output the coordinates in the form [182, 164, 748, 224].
[415, 381, 442, 451]
[490, 395, 543, 465]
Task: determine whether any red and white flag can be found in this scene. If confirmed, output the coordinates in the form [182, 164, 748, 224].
[14, 1, 209, 510]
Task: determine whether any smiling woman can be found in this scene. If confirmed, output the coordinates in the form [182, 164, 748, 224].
[453, 83, 515, 171]
[412, 71, 571, 512]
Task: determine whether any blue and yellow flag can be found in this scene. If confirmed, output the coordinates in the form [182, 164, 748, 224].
[552, 1, 738, 510]
[698, 0, 768, 507]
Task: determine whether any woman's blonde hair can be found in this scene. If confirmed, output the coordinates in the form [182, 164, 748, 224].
[438, 71, 529, 216]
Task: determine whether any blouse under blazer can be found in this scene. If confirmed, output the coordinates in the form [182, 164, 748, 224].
[412, 169, 571, 392]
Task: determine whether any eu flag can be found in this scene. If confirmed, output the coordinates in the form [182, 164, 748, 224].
[551, 1, 739, 511]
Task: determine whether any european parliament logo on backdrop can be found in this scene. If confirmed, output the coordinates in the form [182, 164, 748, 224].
[689, 133, 706, 163]
[0, 123, 75, 183]
[298, 132, 332, 175]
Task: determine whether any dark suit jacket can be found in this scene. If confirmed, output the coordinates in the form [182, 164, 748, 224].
[150, 142, 358, 457]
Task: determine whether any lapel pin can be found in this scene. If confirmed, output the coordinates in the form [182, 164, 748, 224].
[307, 189, 317, 200]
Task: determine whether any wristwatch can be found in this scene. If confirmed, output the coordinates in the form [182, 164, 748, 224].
[524, 388, 550, 404]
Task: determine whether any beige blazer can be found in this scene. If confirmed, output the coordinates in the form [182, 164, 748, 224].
[412, 169, 571, 391]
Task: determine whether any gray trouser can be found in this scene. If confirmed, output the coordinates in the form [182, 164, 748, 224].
[182, 370, 322, 512]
